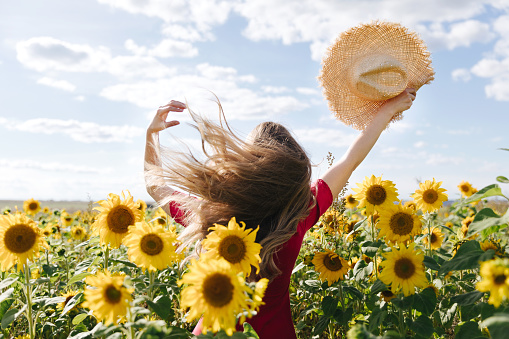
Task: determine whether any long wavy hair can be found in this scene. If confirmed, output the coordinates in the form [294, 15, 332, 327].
[147, 101, 314, 281]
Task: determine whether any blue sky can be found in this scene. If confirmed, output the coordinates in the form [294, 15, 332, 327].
[1, 0, 508, 203]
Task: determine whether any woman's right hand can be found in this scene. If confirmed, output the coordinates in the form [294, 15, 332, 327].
[147, 100, 186, 134]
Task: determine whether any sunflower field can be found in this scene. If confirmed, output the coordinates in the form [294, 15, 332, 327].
[0, 170, 508, 338]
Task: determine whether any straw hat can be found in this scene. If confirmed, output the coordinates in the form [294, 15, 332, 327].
[318, 21, 434, 130]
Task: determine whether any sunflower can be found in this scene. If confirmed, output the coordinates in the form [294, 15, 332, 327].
[31, 268, 40, 279]
[123, 221, 178, 272]
[41, 225, 53, 237]
[178, 259, 250, 336]
[344, 194, 358, 209]
[461, 216, 476, 238]
[91, 192, 143, 248]
[23, 198, 41, 216]
[71, 225, 87, 241]
[476, 258, 509, 307]
[411, 178, 448, 213]
[403, 200, 417, 211]
[61, 212, 74, 227]
[83, 271, 133, 325]
[352, 175, 399, 215]
[377, 204, 422, 244]
[0, 212, 49, 271]
[380, 289, 396, 302]
[248, 278, 269, 313]
[15, 335, 30, 339]
[202, 217, 262, 276]
[135, 199, 147, 214]
[480, 239, 505, 256]
[57, 290, 82, 312]
[312, 249, 350, 286]
[458, 181, 474, 197]
[42, 206, 51, 214]
[379, 243, 428, 296]
[422, 227, 444, 250]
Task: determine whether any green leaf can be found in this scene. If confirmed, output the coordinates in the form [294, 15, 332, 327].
[342, 286, 363, 301]
[292, 262, 306, 274]
[242, 322, 259, 339]
[321, 296, 338, 316]
[440, 303, 457, 327]
[370, 279, 387, 294]
[413, 288, 437, 316]
[0, 299, 14, 321]
[347, 324, 378, 339]
[0, 278, 18, 289]
[438, 241, 484, 275]
[0, 288, 13, 304]
[303, 280, 321, 289]
[146, 295, 174, 320]
[450, 291, 484, 306]
[368, 307, 387, 332]
[312, 314, 330, 336]
[496, 176, 509, 184]
[109, 258, 138, 268]
[467, 208, 509, 238]
[409, 315, 434, 339]
[62, 293, 83, 316]
[481, 313, 509, 339]
[33, 296, 65, 307]
[361, 240, 384, 257]
[423, 256, 440, 271]
[353, 260, 373, 282]
[392, 295, 414, 310]
[72, 313, 88, 325]
[462, 184, 504, 204]
[455, 321, 484, 339]
[68, 272, 91, 285]
[1, 307, 18, 330]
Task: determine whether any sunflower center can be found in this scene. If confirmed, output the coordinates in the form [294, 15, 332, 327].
[4, 224, 37, 253]
[156, 218, 166, 225]
[389, 212, 414, 235]
[381, 290, 394, 297]
[75, 229, 82, 235]
[422, 189, 438, 204]
[106, 206, 135, 234]
[394, 258, 415, 279]
[104, 285, 122, 304]
[140, 234, 164, 256]
[202, 273, 234, 308]
[28, 202, 38, 211]
[218, 235, 246, 264]
[460, 184, 470, 193]
[430, 232, 437, 244]
[494, 274, 506, 285]
[366, 185, 387, 205]
[65, 217, 72, 222]
[347, 196, 356, 204]
[64, 295, 75, 306]
[323, 254, 343, 271]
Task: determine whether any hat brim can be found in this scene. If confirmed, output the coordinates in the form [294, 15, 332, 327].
[318, 21, 434, 131]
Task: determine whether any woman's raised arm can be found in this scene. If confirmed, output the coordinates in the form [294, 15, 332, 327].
[144, 100, 185, 212]
[320, 88, 416, 198]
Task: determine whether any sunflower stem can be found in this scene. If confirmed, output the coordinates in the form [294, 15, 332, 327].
[148, 270, 156, 300]
[24, 262, 35, 339]
[104, 246, 109, 270]
[426, 215, 432, 258]
[371, 214, 379, 279]
[46, 250, 52, 297]
[338, 281, 345, 312]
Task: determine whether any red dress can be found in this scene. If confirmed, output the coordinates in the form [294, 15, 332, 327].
[169, 179, 333, 339]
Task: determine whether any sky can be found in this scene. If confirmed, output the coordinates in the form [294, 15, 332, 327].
[1, 0, 509, 204]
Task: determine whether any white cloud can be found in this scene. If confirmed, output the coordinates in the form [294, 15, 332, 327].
[296, 87, 321, 96]
[262, 86, 290, 94]
[448, 129, 472, 135]
[452, 68, 472, 82]
[425, 153, 464, 165]
[1, 117, 144, 143]
[100, 63, 307, 120]
[16, 36, 176, 79]
[125, 38, 198, 58]
[0, 158, 110, 174]
[293, 128, 358, 148]
[417, 20, 494, 50]
[37, 77, 76, 92]
[161, 24, 214, 42]
[75, 95, 86, 101]
[414, 141, 426, 148]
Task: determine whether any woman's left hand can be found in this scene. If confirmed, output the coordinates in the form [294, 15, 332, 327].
[147, 100, 186, 134]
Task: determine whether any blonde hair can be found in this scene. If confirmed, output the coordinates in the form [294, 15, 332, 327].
[148, 102, 313, 281]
